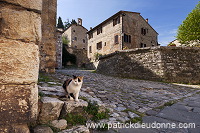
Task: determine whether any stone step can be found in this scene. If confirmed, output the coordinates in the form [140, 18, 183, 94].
[38, 97, 64, 124]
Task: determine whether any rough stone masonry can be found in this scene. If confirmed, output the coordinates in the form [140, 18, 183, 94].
[97, 46, 200, 84]
[0, 0, 41, 132]
[39, 0, 57, 73]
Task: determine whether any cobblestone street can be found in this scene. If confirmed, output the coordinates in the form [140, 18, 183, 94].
[43, 69, 200, 133]
[56, 69, 200, 113]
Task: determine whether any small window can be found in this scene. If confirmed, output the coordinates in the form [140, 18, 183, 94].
[124, 34, 131, 43]
[140, 43, 147, 48]
[89, 46, 92, 53]
[88, 32, 93, 39]
[83, 39, 85, 43]
[74, 46, 77, 48]
[104, 42, 106, 46]
[74, 37, 77, 41]
[113, 16, 120, 26]
[83, 48, 85, 50]
[114, 35, 119, 44]
[97, 27, 102, 35]
[141, 28, 147, 35]
[73, 30, 75, 32]
[97, 42, 102, 50]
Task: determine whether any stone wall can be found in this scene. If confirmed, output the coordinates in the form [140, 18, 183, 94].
[97, 46, 200, 84]
[56, 29, 63, 69]
[62, 23, 88, 49]
[87, 11, 158, 62]
[39, 0, 57, 73]
[0, 0, 41, 132]
[66, 47, 90, 67]
[123, 12, 158, 48]
[87, 14, 122, 61]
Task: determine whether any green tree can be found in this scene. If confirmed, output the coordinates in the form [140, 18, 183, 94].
[63, 19, 77, 30]
[64, 19, 70, 30]
[57, 16, 64, 29]
[62, 36, 69, 45]
[176, 2, 200, 44]
[71, 19, 77, 24]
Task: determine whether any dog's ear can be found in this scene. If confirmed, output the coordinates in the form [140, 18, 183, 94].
[73, 75, 77, 79]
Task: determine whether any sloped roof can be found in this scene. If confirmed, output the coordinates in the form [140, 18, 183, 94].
[87, 10, 158, 35]
[64, 23, 88, 32]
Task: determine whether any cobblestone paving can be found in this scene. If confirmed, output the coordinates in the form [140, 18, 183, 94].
[48, 69, 200, 133]
[55, 69, 200, 113]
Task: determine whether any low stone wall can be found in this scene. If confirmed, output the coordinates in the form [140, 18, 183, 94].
[97, 46, 200, 84]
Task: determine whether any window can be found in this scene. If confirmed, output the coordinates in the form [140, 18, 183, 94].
[97, 42, 102, 50]
[74, 37, 77, 41]
[141, 28, 148, 35]
[124, 34, 131, 43]
[73, 30, 75, 32]
[88, 32, 93, 39]
[114, 35, 119, 44]
[113, 16, 120, 26]
[104, 42, 107, 46]
[83, 39, 85, 43]
[89, 46, 92, 53]
[97, 27, 102, 35]
[140, 43, 147, 48]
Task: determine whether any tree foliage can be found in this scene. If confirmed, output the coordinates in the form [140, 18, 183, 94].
[71, 19, 77, 24]
[64, 19, 77, 30]
[176, 2, 200, 44]
[62, 36, 69, 45]
[57, 16, 64, 29]
[57, 17, 78, 30]
[64, 19, 71, 30]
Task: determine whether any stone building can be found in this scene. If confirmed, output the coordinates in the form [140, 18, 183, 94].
[62, 18, 89, 67]
[87, 10, 159, 61]
[62, 18, 88, 49]
[56, 28, 63, 69]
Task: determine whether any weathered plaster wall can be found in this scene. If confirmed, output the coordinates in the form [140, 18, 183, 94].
[39, 0, 57, 73]
[0, 0, 41, 132]
[97, 47, 200, 84]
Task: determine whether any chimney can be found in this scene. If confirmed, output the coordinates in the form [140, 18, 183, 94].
[146, 18, 148, 23]
[77, 18, 82, 26]
[90, 27, 92, 30]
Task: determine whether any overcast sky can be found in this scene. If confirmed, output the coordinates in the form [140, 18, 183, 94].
[57, 0, 199, 46]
